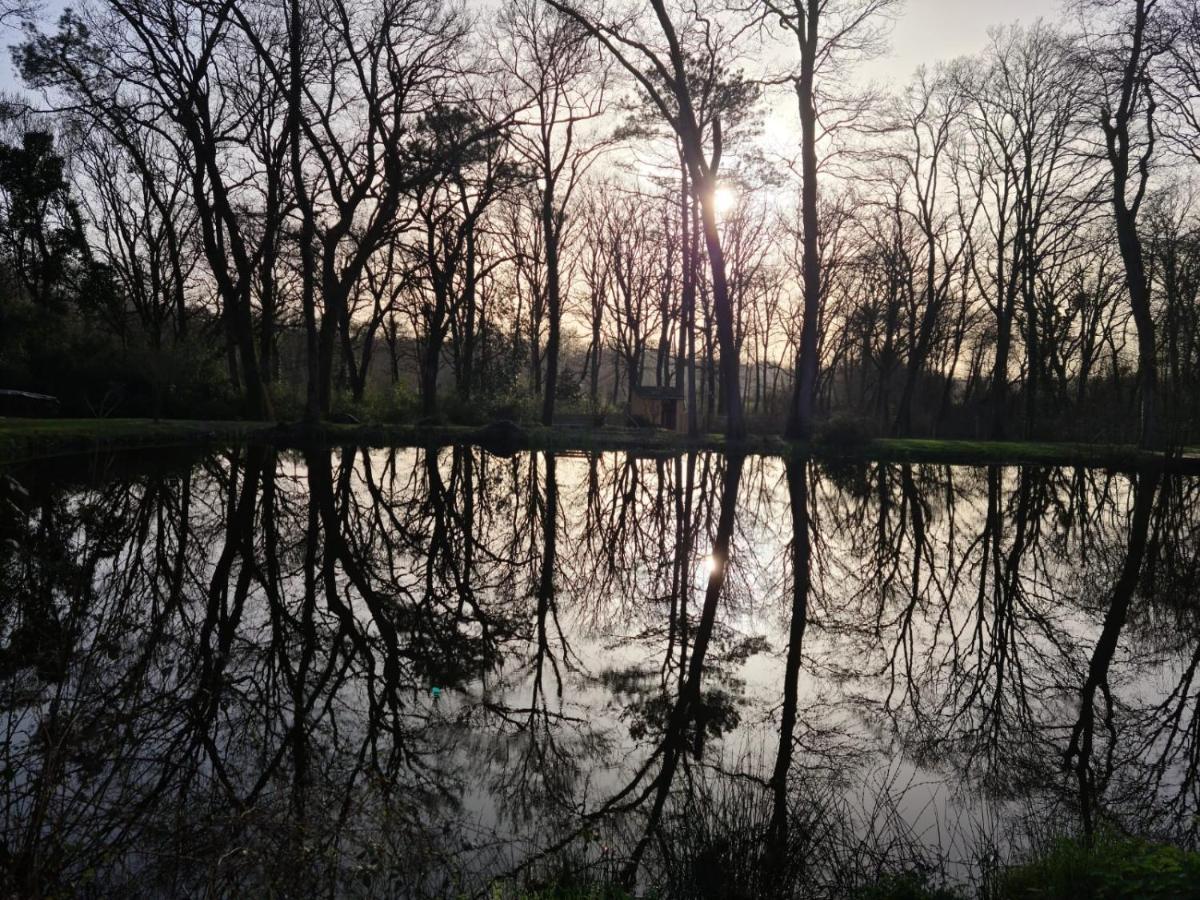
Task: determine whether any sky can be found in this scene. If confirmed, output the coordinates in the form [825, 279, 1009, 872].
[2, 0, 1067, 96]
[859, 0, 1064, 83]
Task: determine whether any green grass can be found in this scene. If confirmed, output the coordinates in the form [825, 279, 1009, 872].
[869, 438, 1166, 468]
[1, 417, 1197, 472]
[295, 423, 1200, 471]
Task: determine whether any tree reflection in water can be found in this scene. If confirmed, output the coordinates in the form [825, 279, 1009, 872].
[1, 448, 1198, 896]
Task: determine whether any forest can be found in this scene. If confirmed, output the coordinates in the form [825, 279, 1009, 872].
[0, 0, 1198, 449]
[7, 2, 1200, 895]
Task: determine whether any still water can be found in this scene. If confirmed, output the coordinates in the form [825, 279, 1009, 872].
[1, 445, 1197, 897]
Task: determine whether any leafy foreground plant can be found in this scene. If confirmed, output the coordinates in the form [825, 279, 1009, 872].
[993, 834, 1200, 899]
[852, 870, 966, 900]
[488, 873, 635, 900]
[485, 833, 1200, 900]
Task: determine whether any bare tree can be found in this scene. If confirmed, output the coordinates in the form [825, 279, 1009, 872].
[1076, 0, 1171, 447]
[1160, 0, 1200, 165]
[21, 1, 286, 417]
[884, 67, 978, 435]
[540, 0, 755, 437]
[406, 107, 514, 415]
[498, 0, 612, 425]
[754, 0, 900, 439]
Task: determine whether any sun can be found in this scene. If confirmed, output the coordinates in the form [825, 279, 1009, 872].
[713, 185, 737, 215]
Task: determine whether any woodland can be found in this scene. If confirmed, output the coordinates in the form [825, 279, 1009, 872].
[0, 0, 1197, 449]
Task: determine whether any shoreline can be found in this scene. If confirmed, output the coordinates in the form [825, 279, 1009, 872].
[1, 417, 1197, 472]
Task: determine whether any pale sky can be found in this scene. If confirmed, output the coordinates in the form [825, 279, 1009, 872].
[1, 0, 1067, 112]
[859, 0, 1064, 84]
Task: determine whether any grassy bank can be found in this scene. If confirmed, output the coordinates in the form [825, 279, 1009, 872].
[1, 417, 1197, 472]
[271, 421, 1200, 472]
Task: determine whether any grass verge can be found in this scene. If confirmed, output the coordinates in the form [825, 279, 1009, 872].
[1, 418, 1197, 472]
[292, 423, 1200, 472]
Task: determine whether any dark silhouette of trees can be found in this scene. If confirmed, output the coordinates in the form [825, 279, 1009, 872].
[754, 0, 901, 439]
[4, 0, 1200, 444]
[538, 0, 754, 437]
[0, 131, 87, 311]
[497, 0, 613, 426]
[1076, 0, 1170, 447]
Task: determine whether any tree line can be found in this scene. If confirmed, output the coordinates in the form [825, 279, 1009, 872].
[0, 0, 1198, 446]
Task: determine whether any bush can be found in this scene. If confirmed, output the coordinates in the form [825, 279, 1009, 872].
[993, 833, 1200, 899]
[815, 413, 878, 451]
[488, 837, 630, 900]
[441, 390, 489, 426]
[555, 365, 583, 404]
[589, 402, 616, 427]
[361, 382, 418, 423]
[268, 381, 306, 422]
[854, 870, 965, 900]
[488, 879, 632, 900]
[488, 389, 540, 424]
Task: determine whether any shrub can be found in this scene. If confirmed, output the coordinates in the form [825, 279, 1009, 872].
[441, 390, 489, 426]
[268, 381, 306, 422]
[555, 365, 583, 404]
[993, 833, 1200, 899]
[815, 413, 878, 451]
[489, 879, 632, 900]
[488, 389, 540, 424]
[854, 871, 965, 900]
[361, 382, 419, 423]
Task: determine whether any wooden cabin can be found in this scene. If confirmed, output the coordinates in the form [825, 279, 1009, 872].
[630, 384, 686, 431]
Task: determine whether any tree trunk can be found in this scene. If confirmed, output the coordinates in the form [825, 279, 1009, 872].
[697, 181, 745, 438]
[1100, 0, 1160, 449]
[541, 180, 562, 426]
[766, 457, 810, 877]
[786, 12, 821, 442]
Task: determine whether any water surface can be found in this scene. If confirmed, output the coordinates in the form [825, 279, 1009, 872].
[1, 446, 1198, 897]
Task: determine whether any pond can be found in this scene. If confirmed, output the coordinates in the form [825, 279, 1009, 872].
[1, 445, 1198, 897]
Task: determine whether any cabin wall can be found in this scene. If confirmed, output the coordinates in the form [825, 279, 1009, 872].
[630, 393, 659, 425]
[629, 393, 686, 431]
